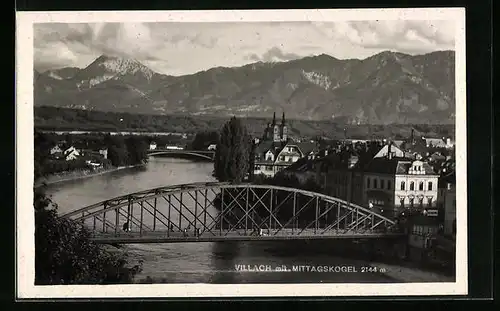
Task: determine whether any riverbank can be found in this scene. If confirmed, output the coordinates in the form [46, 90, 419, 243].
[34, 164, 143, 188]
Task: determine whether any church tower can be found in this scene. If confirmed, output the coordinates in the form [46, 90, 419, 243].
[280, 112, 288, 142]
[273, 112, 280, 142]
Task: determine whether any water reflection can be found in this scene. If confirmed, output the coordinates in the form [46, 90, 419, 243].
[46, 158, 397, 283]
[210, 241, 240, 283]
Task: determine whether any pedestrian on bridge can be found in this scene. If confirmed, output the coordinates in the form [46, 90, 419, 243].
[122, 222, 130, 232]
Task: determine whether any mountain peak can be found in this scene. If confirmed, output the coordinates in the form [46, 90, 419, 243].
[82, 54, 155, 82]
[35, 50, 455, 124]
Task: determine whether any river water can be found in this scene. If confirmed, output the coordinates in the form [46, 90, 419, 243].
[45, 157, 396, 283]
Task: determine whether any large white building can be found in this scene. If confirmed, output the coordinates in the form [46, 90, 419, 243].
[394, 160, 440, 210]
[361, 155, 439, 216]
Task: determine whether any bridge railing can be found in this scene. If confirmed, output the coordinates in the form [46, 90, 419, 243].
[61, 182, 397, 241]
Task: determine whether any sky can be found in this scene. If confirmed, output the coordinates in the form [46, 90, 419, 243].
[34, 20, 456, 76]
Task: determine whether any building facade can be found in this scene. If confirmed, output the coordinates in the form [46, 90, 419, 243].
[441, 173, 456, 237]
[253, 112, 318, 178]
[262, 112, 288, 143]
[362, 157, 439, 216]
[253, 142, 313, 177]
[373, 144, 405, 159]
[394, 160, 440, 211]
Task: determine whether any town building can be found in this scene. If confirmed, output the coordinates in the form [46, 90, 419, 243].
[373, 143, 405, 159]
[165, 145, 184, 150]
[317, 150, 359, 202]
[393, 159, 440, 213]
[98, 148, 108, 159]
[253, 141, 317, 177]
[262, 112, 288, 143]
[253, 112, 318, 178]
[50, 145, 63, 155]
[149, 141, 157, 150]
[63, 146, 80, 161]
[423, 137, 455, 149]
[353, 146, 439, 217]
[407, 215, 440, 261]
[439, 172, 456, 237]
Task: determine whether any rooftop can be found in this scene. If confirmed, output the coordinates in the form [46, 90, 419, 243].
[363, 157, 412, 174]
[363, 157, 437, 175]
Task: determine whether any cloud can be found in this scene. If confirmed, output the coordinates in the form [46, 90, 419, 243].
[246, 47, 302, 62]
[34, 20, 456, 75]
[313, 20, 455, 54]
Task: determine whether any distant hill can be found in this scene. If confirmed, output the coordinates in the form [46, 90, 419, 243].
[34, 106, 456, 141]
[34, 50, 456, 124]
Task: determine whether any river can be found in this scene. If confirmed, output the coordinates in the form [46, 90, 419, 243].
[45, 157, 398, 283]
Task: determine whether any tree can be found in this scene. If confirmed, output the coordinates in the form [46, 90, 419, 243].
[214, 117, 252, 182]
[105, 135, 129, 167]
[190, 130, 219, 150]
[125, 136, 149, 165]
[34, 186, 142, 284]
[34, 131, 56, 180]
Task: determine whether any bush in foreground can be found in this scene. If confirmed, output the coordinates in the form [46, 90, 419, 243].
[34, 187, 141, 284]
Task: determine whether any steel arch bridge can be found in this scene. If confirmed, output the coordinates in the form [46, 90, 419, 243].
[60, 182, 401, 244]
[147, 149, 214, 161]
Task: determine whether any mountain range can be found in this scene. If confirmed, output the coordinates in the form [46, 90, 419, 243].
[34, 50, 456, 124]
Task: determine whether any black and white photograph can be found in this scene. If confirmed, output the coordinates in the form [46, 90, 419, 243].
[17, 9, 467, 297]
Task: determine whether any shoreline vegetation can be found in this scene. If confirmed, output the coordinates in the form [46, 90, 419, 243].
[35, 106, 455, 141]
[33, 116, 455, 285]
[34, 164, 142, 188]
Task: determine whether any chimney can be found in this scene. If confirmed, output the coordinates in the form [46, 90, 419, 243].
[411, 128, 415, 145]
[388, 142, 393, 160]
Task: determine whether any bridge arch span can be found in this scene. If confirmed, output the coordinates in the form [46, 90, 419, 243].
[147, 150, 214, 161]
[61, 182, 400, 244]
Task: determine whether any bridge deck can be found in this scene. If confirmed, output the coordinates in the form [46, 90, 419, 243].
[91, 229, 404, 244]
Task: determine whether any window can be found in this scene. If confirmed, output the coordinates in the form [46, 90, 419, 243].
[419, 182, 424, 191]
[374, 179, 378, 189]
[400, 198, 405, 208]
[387, 180, 392, 190]
[428, 182, 433, 191]
[410, 182, 415, 191]
[280, 156, 285, 161]
[409, 198, 414, 208]
[419, 198, 424, 207]
[427, 197, 433, 207]
[381, 180, 385, 189]
[401, 181, 405, 190]
[367, 178, 371, 188]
